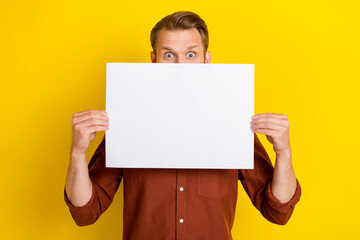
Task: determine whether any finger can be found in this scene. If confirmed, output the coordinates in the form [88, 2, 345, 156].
[251, 116, 289, 128]
[251, 128, 279, 137]
[75, 118, 109, 128]
[73, 109, 108, 118]
[73, 112, 109, 125]
[252, 113, 288, 120]
[83, 125, 110, 135]
[251, 122, 286, 131]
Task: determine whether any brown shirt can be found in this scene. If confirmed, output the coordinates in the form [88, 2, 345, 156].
[64, 133, 301, 240]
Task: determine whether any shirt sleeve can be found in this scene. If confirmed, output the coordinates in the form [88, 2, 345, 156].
[238, 133, 301, 225]
[64, 136, 123, 226]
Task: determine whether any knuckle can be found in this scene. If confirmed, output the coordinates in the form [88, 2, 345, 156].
[79, 128, 86, 135]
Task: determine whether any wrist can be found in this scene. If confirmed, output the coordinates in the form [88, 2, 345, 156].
[275, 148, 292, 162]
[71, 150, 86, 157]
[275, 147, 291, 156]
[71, 145, 87, 156]
[70, 147, 88, 166]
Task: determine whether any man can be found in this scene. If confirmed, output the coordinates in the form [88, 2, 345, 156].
[65, 11, 301, 239]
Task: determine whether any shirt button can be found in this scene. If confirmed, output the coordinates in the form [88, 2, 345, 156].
[179, 187, 184, 192]
[179, 218, 184, 223]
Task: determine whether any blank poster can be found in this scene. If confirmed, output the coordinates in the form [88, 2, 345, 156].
[105, 63, 254, 169]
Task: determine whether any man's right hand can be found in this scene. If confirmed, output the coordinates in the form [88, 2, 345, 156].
[71, 109, 109, 154]
[66, 109, 109, 207]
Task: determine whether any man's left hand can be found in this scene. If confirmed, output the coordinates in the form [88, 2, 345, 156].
[250, 113, 291, 155]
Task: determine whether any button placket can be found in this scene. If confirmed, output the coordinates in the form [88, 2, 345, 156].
[176, 169, 187, 239]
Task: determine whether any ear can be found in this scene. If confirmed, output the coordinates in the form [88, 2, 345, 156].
[151, 51, 156, 63]
[205, 51, 211, 63]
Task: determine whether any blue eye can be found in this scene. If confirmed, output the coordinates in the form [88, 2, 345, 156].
[187, 52, 195, 58]
[165, 52, 173, 58]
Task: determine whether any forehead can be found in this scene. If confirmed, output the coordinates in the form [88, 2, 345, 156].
[156, 28, 203, 51]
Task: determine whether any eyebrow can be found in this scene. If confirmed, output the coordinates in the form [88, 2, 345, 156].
[161, 45, 199, 51]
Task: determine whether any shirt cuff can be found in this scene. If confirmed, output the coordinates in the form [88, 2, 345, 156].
[265, 178, 302, 209]
[63, 182, 97, 218]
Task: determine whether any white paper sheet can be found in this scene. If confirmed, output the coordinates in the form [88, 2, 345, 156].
[105, 63, 254, 169]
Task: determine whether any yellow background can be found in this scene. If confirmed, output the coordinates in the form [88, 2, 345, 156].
[1, 0, 359, 239]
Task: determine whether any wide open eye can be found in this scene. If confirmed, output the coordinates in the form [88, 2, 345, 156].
[187, 52, 195, 58]
[165, 52, 174, 58]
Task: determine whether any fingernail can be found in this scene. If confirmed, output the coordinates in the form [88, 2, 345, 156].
[252, 115, 257, 119]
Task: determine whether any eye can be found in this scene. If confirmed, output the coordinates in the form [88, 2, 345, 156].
[165, 52, 174, 58]
[187, 52, 195, 58]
